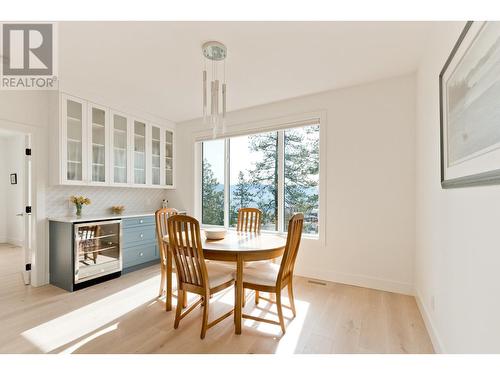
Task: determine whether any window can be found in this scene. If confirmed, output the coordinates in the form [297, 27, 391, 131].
[229, 131, 278, 230]
[201, 122, 320, 235]
[202, 139, 225, 226]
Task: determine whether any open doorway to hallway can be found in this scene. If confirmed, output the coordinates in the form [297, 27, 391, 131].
[0, 128, 31, 287]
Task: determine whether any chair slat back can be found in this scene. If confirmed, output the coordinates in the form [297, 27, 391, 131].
[236, 208, 262, 232]
[278, 213, 304, 284]
[155, 208, 178, 265]
[167, 215, 209, 289]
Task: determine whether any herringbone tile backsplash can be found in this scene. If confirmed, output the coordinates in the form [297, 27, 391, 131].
[46, 185, 172, 218]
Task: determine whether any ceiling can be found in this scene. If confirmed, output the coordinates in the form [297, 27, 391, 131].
[59, 22, 433, 123]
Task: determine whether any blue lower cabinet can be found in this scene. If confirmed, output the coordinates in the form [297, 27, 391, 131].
[122, 225, 156, 245]
[122, 215, 159, 271]
[123, 242, 158, 268]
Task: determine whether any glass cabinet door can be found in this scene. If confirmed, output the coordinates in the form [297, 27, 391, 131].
[64, 97, 86, 182]
[165, 129, 173, 186]
[134, 120, 146, 184]
[89, 105, 108, 183]
[112, 113, 129, 184]
[151, 126, 161, 185]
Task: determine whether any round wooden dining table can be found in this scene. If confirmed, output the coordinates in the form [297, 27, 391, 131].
[202, 231, 286, 334]
[163, 231, 286, 334]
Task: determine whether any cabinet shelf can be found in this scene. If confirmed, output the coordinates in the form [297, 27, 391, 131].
[68, 160, 82, 164]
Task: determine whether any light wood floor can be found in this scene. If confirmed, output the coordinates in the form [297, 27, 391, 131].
[0, 244, 433, 354]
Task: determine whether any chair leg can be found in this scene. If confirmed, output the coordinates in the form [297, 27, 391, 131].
[254, 290, 259, 305]
[159, 265, 166, 297]
[183, 290, 188, 308]
[200, 293, 210, 339]
[276, 291, 286, 334]
[242, 289, 246, 307]
[288, 282, 296, 317]
[166, 250, 173, 311]
[174, 288, 184, 329]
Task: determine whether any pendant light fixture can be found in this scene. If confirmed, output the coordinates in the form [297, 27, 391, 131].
[202, 41, 227, 137]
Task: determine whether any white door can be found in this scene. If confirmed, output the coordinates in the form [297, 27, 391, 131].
[23, 134, 32, 285]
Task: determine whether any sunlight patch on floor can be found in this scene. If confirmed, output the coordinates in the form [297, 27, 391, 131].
[60, 323, 118, 353]
[21, 275, 160, 352]
[241, 295, 310, 353]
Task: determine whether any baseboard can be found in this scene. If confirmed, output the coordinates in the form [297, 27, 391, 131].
[6, 238, 24, 247]
[295, 266, 414, 295]
[414, 289, 444, 353]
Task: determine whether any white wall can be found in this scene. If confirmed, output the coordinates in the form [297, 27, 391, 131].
[415, 21, 500, 353]
[172, 74, 417, 295]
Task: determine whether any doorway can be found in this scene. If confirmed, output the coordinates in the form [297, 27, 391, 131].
[0, 128, 32, 287]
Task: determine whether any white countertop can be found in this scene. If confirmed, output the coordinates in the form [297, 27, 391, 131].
[48, 209, 187, 223]
[48, 211, 156, 223]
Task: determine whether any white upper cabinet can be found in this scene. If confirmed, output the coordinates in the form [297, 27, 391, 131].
[58, 93, 174, 189]
[151, 125, 161, 186]
[164, 129, 174, 187]
[110, 111, 131, 186]
[61, 94, 87, 184]
[133, 120, 147, 185]
[88, 103, 109, 184]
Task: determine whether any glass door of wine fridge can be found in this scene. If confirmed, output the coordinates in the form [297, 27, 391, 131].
[74, 220, 122, 284]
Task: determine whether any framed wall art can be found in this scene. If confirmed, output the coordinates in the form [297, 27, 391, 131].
[440, 21, 500, 188]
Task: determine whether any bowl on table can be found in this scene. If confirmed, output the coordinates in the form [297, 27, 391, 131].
[204, 228, 227, 240]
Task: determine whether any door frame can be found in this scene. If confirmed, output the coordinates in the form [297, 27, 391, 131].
[0, 118, 38, 286]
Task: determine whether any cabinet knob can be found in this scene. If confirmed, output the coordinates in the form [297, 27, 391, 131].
[140, 233, 144, 238]
[139, 219, 144, 224]
[139, 252, 144, 257]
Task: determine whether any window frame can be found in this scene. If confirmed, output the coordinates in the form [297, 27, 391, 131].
[194, 111, 326, 243]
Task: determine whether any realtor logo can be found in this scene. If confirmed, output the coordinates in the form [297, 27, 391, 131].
[1, 23, 58, 89]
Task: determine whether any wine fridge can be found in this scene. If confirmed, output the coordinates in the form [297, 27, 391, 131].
[74, 220, 122, 284]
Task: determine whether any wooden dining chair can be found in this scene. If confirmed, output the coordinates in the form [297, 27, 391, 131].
[167, 214, 235, 339]
[155, 208, 178, 310]
[239, 213, 304, 334]
[236, 207, 262, 232]
[235, 208, 262, 305]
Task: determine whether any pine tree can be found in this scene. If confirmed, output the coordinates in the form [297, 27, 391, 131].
[229, 171, 253, 226]
[283, 125, 319, 233]
[202, 159, 224, 225]
[247, 132, 279, 230]
[246, 125, 319, 233]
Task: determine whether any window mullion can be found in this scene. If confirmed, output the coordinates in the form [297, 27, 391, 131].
[224, 138, 230, 229]
[277, 130, 285, 233]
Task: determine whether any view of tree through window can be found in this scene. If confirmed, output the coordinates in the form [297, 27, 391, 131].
[202, 139, 224, 225]
[284, 125, 320, 234]
[201, 123, 320, 234]
[229, 132, 278, 230]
